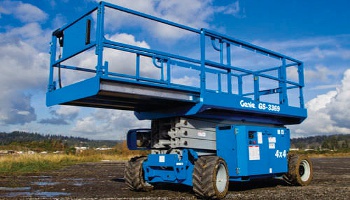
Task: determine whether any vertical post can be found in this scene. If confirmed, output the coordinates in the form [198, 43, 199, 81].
[103, 61, 109, 77]
[160, 61, 164, 81]
[167, 61, 171, 85]
[200, 29, 206, 95]
[238, 75, 243, 96]
[220, 40, 223, 64]
[226, 43, 232, 94]
[95, 2, 105, 77]
[298, 62, 305, 108]
[48, 34, 57, 92]
[254, 75, 259, 101]
[279, 58, 288, 105]
[136, 54, 140, 81]
[218, 73, 222, 93]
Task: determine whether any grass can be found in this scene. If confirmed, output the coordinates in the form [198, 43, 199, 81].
[2, 148, 348, 175]
[307, 152, 350, 158]
[292, 149, 350, 158]
[0, 151, 142, 175]
[0, 141, 149, 175]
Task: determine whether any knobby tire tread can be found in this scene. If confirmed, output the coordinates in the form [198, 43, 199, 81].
[192, 156, 228, 199]
[124, 156, 153, 192]
[285, 154, 313, 186]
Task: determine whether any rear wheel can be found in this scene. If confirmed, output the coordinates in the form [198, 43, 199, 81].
[284, 154, 313, 186]
[124, 156, 153, 191]
[193, 156, 229, 199]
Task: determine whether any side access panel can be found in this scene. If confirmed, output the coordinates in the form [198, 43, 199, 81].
[216, 125, 290, 180]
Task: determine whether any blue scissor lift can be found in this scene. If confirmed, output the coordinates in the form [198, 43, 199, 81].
[47, 2, 313, 199]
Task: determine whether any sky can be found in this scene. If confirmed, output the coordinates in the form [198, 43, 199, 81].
[0, 0, 350, 140]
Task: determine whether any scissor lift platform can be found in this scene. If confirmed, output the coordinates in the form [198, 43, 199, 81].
[47, 1, 307, 125]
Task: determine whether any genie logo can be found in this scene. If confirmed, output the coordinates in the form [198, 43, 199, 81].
[240, 100, 256, 108]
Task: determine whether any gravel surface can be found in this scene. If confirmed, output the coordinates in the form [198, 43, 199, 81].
[0, 157, 349, 199]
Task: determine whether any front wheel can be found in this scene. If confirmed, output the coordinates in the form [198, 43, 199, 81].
[284, 154, 313, 186]
[193, 156, 229, 199]
[124, 156, 154, 191]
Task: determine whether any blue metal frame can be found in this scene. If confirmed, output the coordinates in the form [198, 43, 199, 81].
[47, 1, 307, 125]
[141, 125, 290, 186]
[217, 125, 290, 181]
[143, 149, 198, 186]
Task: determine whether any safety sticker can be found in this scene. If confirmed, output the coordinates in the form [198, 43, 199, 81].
[268, 137, 276, 143]
[248, 145, 260, 160]
[159, 155, 165, 163]
[257, 132, 263, 144]
[268, 137, 276, 149]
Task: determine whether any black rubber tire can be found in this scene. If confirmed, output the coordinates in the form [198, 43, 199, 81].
[124, 156, 154, 191]
[193, 156, 229, 199]
[284, 154, 313, 186]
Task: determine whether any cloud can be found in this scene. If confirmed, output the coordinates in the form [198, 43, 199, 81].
[172, 75, 200, 87]
[310, 84, 340, 90]
[0, 32, 48, 85]
[304, 65, 338, 83]
[254, 35, 350, 62]
[0, 39, 47, 125]
[0, 2, 50, 126]
[215, 1, 244, 18]
[2, 22, 50, 51]
[39, 117, 69, 125]
[0, 93, 36, 125]
[39, 106, 80, 125]
[99, 0, 209, 40]
[100, 0, 213, 27]
[72, 109, 150, 140]
[0, 1, 48, 23]
[154, 0, 214, 28]
[291, 69, 350, 137]
[55, 106, 80, 119]
[51, 14, 67, 29]
[96, 0, 243, 41]
[325, 70, 350, 128]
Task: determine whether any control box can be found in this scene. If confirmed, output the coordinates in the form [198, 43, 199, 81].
[217, 125, 290, 180]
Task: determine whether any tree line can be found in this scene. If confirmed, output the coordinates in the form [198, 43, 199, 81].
[0, 131, 119, 152]
[1, 131, 349, 152]
[291, 134, 350, 151]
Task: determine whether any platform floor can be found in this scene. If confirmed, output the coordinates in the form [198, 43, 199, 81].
[47, 77, 200, 112]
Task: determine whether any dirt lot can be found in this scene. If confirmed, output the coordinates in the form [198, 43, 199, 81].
[0, 157, 349, 199]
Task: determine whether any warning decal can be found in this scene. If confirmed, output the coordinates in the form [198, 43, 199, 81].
[268, 137, 276, 149]
[249, 145, 260, 160]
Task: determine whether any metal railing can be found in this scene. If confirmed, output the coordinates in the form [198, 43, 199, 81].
[48, 1, 305, 110]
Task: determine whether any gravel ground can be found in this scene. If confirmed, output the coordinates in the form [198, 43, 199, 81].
[0, 157, 349, 199]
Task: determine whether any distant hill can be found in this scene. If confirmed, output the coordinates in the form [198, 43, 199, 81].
[1, 131, 349, 152]
[0, 131, 119, 149]
[291, 134, 350, 150]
